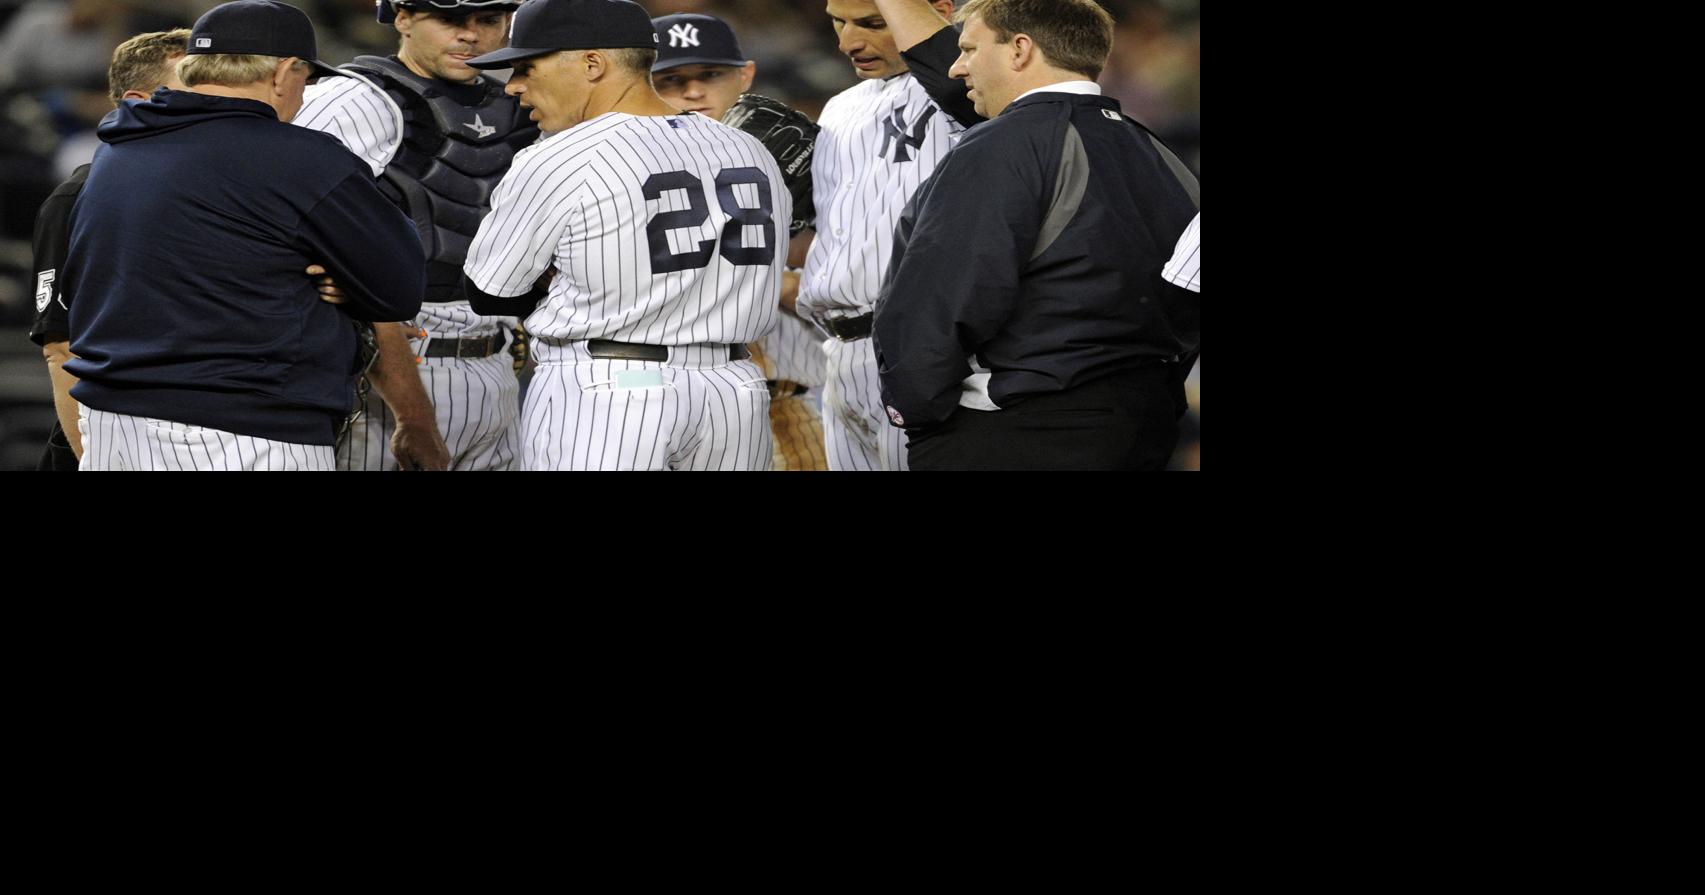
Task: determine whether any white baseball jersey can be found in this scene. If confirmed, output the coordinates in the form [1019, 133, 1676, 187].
[467, 111, 786, 351]
[466, 111, 788, 471]
[796, 73, 964, 320]
[1162, 212, 1200, 292]
[759, 311, 827, 387]
[796, 73, 963, 471]
[296, 75, 402, 178]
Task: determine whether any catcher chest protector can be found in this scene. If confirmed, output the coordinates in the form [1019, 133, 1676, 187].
[344, 55, 540, 303]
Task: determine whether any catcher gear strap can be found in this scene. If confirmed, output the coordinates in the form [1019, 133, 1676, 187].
[377, 0, 524, 25]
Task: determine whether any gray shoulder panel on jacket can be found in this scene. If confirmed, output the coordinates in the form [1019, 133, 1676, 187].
[1034, 121, 1089, 261]
[1148, 132, 1200, 210]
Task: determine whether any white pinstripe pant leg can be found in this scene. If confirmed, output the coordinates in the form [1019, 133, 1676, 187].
[80, 408, 334, 470]
[678, 359, 771, 471]
[522, 361, 675, 471]
[821, 337, 908, 471]
[522, 359, 770, 471]
[337, 386, 392, 471]
[338, 353, 521, 471]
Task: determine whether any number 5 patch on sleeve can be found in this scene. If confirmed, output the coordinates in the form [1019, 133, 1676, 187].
[35, 270, 55, 313]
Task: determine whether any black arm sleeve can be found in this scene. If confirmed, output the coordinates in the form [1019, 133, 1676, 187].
[900, 25, 983, 129]
[462, 273, 545, 317]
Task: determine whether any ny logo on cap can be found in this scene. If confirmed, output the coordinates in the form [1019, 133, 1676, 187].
[668, 23, 700, 48]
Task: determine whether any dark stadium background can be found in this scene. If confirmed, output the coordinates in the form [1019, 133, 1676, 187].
[0, 0, 1198, 470]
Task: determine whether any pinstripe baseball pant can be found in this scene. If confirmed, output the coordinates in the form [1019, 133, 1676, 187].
[821, 337, 908, 471]
[338, 352, 520, 471]
[78, 407, 335, 471]
[521, 342, 772, 471]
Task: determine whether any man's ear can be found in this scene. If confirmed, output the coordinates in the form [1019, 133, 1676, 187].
[582, 49, 608, 81]
[1011, 33, 1036, 70]
[931, 0, 956, 21]
[739, 60, 756, 92]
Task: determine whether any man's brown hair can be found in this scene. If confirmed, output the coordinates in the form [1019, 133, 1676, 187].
[956, 0, 1116, 81]
[108, 28, 191, 104]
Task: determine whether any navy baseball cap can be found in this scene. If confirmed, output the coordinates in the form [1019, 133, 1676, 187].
[465, 0, 660, 70]
[187, 0, 345, 79]
[651, 13, 747, 72]
[375, 1, 524, 25]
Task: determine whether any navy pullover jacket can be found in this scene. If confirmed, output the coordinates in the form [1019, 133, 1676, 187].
[65, 89, 425, 446]
[873, 91, 1199, 429]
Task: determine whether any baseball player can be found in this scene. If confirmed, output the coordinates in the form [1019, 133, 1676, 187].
[649, 12, 829, 471]
[796, 0, 964, 471]
[293, 0, 539, 471]
[1162, 212, 1200, 292]
[30, 27, 191, 471]
[461, 0, 787, 471]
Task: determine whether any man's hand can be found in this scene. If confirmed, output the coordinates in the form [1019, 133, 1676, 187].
[364, 322, 451, 470]
[306, 264, 345, 304]
[780, 270, 801, 315]
[870, 0, 958, 52]
[392, 417, 451, 471]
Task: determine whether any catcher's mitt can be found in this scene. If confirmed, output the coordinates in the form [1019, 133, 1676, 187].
[721, 93, 818, 236]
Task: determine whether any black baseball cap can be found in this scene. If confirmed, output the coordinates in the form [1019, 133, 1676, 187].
[650, 13, 747, 72]
[465, 0, 660, 70]
[187, 0, 345, 79]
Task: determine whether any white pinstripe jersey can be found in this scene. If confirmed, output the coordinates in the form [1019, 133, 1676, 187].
[296, 75, 402, 178]
[1162, 211, 1200, 292]
[295, 74, 520, 339]
[797, 73, 965, 320]
[466, 112, 787, 349]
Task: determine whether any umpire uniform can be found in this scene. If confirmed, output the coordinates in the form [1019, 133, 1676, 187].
[26, 164, 89, 471]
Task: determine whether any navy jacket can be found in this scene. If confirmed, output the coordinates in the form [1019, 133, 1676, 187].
[873, 91, 1199, 429]
[65, 89, 425, 446]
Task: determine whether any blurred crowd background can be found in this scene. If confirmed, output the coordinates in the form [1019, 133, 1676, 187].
[0, 0, 1199, 471]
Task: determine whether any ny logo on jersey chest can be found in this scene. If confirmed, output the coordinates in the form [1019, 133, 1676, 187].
[879, 104, 936, 163]
[669, 24, 700, 47]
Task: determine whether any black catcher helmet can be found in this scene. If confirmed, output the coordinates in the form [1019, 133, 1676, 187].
[377, 1, 526, 25]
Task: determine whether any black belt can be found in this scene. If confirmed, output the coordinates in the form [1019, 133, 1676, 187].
[816, 312, 872, 342]
[768, 380, 810, 399]
[585, 339, 750, 362]
[421, 332, 506, 358]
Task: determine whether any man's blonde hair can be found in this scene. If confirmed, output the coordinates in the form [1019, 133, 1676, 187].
[109, 28, 191, 104]
[956, 0, 1116, 80]
[177, 53, 306, 88]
